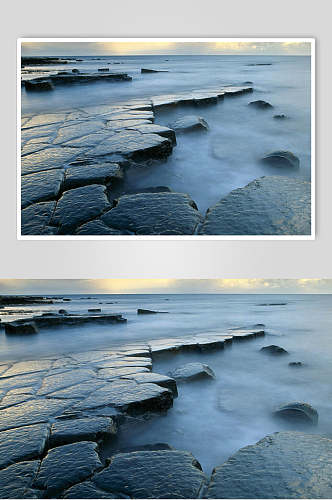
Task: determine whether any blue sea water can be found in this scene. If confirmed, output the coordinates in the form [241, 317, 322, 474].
[1, 293, 331, 472]
[21, 55, 311, 212]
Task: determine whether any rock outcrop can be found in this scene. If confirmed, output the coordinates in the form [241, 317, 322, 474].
[260, 345, 289, 355]
[170, 115, 209, 132]
[261, 150, 300, 168]
[199, 176, 311, 236]
[248, 100, 273, 109]
[273, 402, 318, 425]
[169, 362, 215, 382]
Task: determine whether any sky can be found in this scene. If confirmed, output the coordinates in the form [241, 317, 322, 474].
[0, 279, 331, 295]
[21, 41, 311, 57]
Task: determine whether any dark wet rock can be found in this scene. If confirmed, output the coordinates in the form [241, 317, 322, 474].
[49, 417, 117, 447]
[199, 176, 311, 236]
[72, 379, 173, 415]
[58, 309, 67, 314]
[128, 123, 176, 144]
[21, 168, 64, 208]
[170, 115, 209, 132]
[137, 309, 168, 314]
[98, 68, 110, 72]
[28, 73, 132, 87]
[243, 81, 253, 84]
[261, 150, 300, 168]
[72, 68, 79, 74]
[74, 219, 131, 235]
[248, 99, 273, 109]
[4, 321, 39, 335]
[24, 79, 54, 91]
[90, 130, 172, 160]
[206, 431, 332, 498]
[274, 114, 288, 119]
[258, 303, 287, 306]
[0, 460, 40, 498]
[169, 362, 215, 382]
[97, 366, 150, 380]
[125, 372, 178, 396]
[63, 481, 122, 498]
[289, 361, 303, 367]
[117, 443, 174, 454]
[92, 449, 206, 498]
[260, 345, 289, 355]
[51, 184, 110, 234]
[21, 147, 82, 175]
[34, 441, 102, 496]
[0, 423, 50, 469]
[37, 368, 96, 396]
[88, 308, 101, 312]
[274, 402, 318, 425]
[64, 163, 124, 190]
[0, 359, 52, 378]
[141, 68, 168, 73]
[0, 296, 54, 306]
[102, 192, 202, 235]
[247, 62, 272, 66]
[22, 56, 69, 66]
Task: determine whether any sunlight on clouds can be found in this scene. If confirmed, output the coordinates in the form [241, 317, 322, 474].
[91, 279, 176, 292]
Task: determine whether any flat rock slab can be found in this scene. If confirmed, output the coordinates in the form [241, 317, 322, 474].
[128, 123, 176, 143]
[1, 360, 53, 378]
[34, 441, 102, 496]
[51, 184, 110, 234]
[170, 115, 209, 132]
[206, 431, 332, 498]
[0, 423, 50, 470]
[74, 219, 131, 235]
[21, 201, 56, 235]
[92, 450, 206, 498]
[63, 481, 122, 498]
[38, 368, 96, 395]
[21, 147, 83, 175]
[64, 162, 123, 190]
[124, 372, 178, 396]
[199, 176, 311, 236]
[90, 130, 172, 160]
[72, 379, 173, 415]
[21, 168, 64, 209]
[50, 417, 116, 447]
[169, 362, 215, 382]
[101, 192, 202, 235]
[0, 460, 40, 499]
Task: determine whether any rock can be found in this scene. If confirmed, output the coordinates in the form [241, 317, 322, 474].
[169, 362, 215, 382]
[101, 192, 202, 235]
[21, 168, 64, 208]
[289, 361, 303, 367]
[0, 460, 40, 498]
[0, 423, 50, 470]
[28, 73, 132, 87]
[199, 176, 311, 235]
[261, 150, 300, 168]
[72, 379, 173, 415]
[51, 184, 111, 234]
[21, 147, 82, 175]
[37, 368, 96, 396]
[22, 56, 69, 66]
[137, 309, 168, 315]
[170, 115, 209, 132]
[24, 79, 54, 91]
[125, 372, 178, 396]
[74, 219, 131, 235]
[274, 114, 287, 119]
[141, 68, 168, 73]
[98, 68, 109, 72]
[49, 417, 117, 447]
[90, 130, 172, 160]
[63, 481, 121, 498]
[274, 402, 318, 425]
[92, 449, 206, 498]
[128, 123, 176, 144]
[64, 163, 124, 190]
[247, 62, 272, 66]
[248, 100, 273, 109]
[58, 309, 67, 314]
[88, 308, 101, 313]
[260, 345, 289, 355]
[34, 441, 102, 496]
[207, 432, 332, 498]
[21, 201, 57, 235]
[4, 321, 39, 335]
[72, 68, 79, 74]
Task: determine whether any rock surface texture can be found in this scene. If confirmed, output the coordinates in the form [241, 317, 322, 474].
[199, 176, 311, 236]
[206, 431, 332, 499]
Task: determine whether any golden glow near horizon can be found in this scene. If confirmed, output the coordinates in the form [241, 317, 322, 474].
[21, 41, 311, 56]
[0, 279, 330, 294]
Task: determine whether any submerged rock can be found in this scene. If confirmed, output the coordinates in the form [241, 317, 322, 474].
[206, 431, 332, 498]
[51, 184, 111, 234]
[141, 68, 168, 73]
[5, 321, 39, 335]
[289, 361, 303, 367]
[92, 449, 206, 498]
[169, 362, 215, 382]
[273, 402, 318, 425]
[199, 176, 311, 236]
[260, 345, 289, 355]
[34, 441, 102, 496]
[274, 114, 288, 119]
[248, 100, 273, 109]
[170, 115, 209, 132]
[137, 309, 168, 314]
[261, 150, 300, 168]
[101, 192, 202, 235]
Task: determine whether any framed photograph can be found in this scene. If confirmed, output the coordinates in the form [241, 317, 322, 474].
[18, 38, 315, 239]
[0, 278, 330, 498]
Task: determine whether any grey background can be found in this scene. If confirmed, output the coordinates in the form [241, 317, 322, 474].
[1, 0, 329, 279]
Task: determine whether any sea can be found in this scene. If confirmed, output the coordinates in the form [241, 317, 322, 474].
[1, 293, 331, 473]
[21, 55, 311, 213]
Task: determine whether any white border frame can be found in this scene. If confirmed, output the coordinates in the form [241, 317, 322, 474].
[17, 37, 315, 241]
